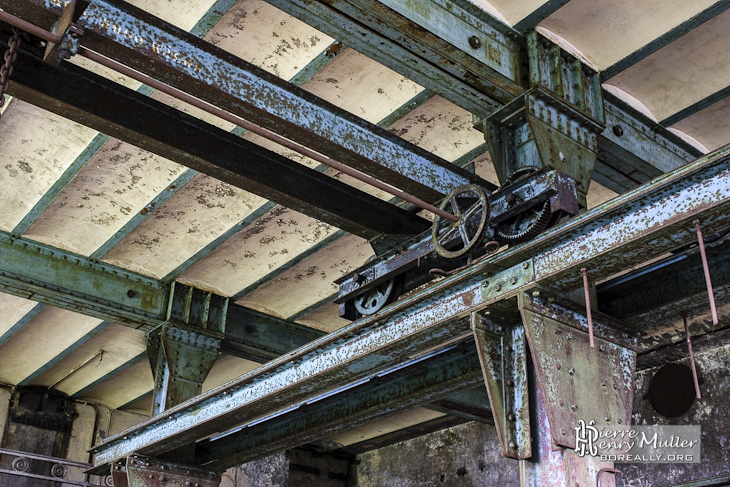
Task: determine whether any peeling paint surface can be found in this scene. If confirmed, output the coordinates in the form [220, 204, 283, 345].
[178, 206, 338, 297]
[103, 173, 267, 278]
[24, 141, 186, 256]
[0, 101, 98, 232]
[239, 234, 373, 318]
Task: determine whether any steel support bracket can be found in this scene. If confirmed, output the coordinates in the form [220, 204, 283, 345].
[149, 283, 226, 415]
[518, 289, 637, 450]
[472, 311, 531, 459]
[43, 0, 88, 65]
[123, 454, 220, 487]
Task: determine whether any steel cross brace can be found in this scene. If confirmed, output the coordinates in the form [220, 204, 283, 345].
[90, 144, 730, 469]
[0, 0, 483, 202]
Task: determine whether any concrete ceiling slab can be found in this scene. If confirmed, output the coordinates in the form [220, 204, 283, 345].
[202, 355, 261, 392]
[540, 0, 718, 70]
[605, 8, 730, 121]
[103, 174, 267, 278]
[0, 101, 98, 232]
[0, 306, 103, 385]
[294, 301, 350, 333]
[126, 0, 218, 31]
[75, 359, 154, 410]
[205, 0, 333, 79]
[670, 97, 730, 152]
[0, 293, 40, 337]
[178, 206, 338, 296]
[324, 407, 446, 447]
[238, 234, 373, 319]
[29, 324, 147, 396]
[24, 140, 186, 256]
[387, 96, 485, 162]
[303, 48, 424, 124]
[472, 0, 547, 26]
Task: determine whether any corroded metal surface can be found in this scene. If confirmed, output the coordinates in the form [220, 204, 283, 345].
[91, 262, 534, 466]
[472, 312, 530, 459]
[126, 454, 219, 487]
[1, 0, 479, 201]
[519, 291, 636, 450]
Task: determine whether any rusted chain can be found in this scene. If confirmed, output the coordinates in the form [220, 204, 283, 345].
[0, 26, 21, 115]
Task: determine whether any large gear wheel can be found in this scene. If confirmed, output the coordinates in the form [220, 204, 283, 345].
[494, 200, 555, 244]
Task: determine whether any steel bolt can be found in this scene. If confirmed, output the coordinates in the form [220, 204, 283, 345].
[568, 367, 575, 375]
[469, 35, 482, 49]
[508, 413, 515, 421]
[508, 440, 516, 449]
[561, 429, 566, 435]
[497, 326, 504, 333]
[605, 415, 611, 421]
[571, 404, 578, 412]
[599, 344, 605, 351]
[613, 125, 624, 137]
[532, 290, 540, 297]
[508, 379, 514, 386]
[556, 363, 561, 370]
[494, 284, 501, 291]
[559, 400, 564, 407]
[617, 419, 622, 424]
[510, 277, 516, 285]
[481, 281, 488, 287]
[566, 332, 573, 340]
[522, 262, 529, 269]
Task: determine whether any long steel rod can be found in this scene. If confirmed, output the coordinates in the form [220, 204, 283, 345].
[581, 267, 595, 348]
[682, 315, 701, 400]
[0, 10, 459, 222]
[693, 219, 718, 325]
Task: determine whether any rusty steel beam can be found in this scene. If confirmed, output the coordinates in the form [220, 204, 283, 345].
[5, 42, 430, 241]
[0, 0, 484, 202]
[91, 144, 730, 468]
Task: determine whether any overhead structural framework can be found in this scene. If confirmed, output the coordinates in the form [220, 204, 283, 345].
[90, 144, 730, 467]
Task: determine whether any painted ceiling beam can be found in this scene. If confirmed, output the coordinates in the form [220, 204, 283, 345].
[91, 144, 730, 466]
[0, 228, 326, 364]
[6, 44, 431, 241]
[602, 1, 730, 80]
[0, 0, 483, 202]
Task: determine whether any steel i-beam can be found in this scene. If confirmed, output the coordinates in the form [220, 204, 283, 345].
[0, 0, 485, 201]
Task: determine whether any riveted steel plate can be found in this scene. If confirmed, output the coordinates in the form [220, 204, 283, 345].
[472, 312, 531, 459]
[518, 291, 636, 450]
[478, 260, 535, 303]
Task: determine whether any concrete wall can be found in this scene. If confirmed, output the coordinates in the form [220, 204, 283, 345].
[353, 421, 520, 487]
[618, 344, 730, 486]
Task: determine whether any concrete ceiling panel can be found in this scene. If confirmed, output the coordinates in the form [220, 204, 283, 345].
[177, 206, 338, 296]
[202, 355, 261, 392]
[387, 96, 485, 163]
[24, 140, 186, 256]
[29, 324, 147, 396]
[670, 97, 730, 152]
[540, 0, 718, 70]
[303, 48, 424, 124]
[102, 174, 267, 278]
[0, 306, 103, 385]
[0, 293, 40, 337]
[471, 0, 547, 26]
[294, 301, 351, 333]
[324, 407, 446, 447]
[75, 359, 154, 410]
[606, 9, 730, 121]
[205, 0, 333, 79]
[126, 0, 218, 31]
[0, 101, 98, 232]
[238, 234, 373, 319]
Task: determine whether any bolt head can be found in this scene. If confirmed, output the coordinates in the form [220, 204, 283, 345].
[509, 277, 516, 285]
[494, 284, 501, 291]
[508, 413, 515, 421]
[568, 367, 575, 375]
[561, 429, 567, 435]
[508, 440, 516, 449]
[559, 400, 564, 406]
[571, 404, 578, 411]
[532, 290, 540, 297]
[522, 262, 529, 269]
[556, 363, 561, 370]
[468, 35, 482, 49]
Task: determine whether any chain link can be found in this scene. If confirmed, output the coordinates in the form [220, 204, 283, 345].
[0, 27, 22, 115]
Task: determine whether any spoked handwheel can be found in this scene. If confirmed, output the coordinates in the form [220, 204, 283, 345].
[354, 278, 398, 316]
[431, 184, 489, 258]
